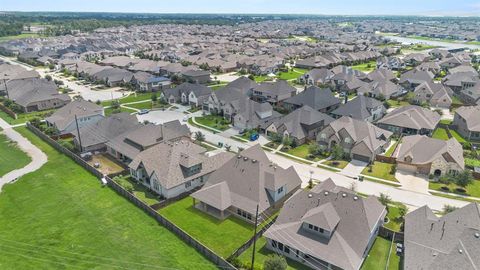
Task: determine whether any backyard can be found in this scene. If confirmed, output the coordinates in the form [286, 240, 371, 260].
[158, 196, 254, 258]
[351, 61, 376, 73]
[362, 162, 399, 182]
[361, 236, 401, 270]
[194, 115, 231, 131]
[0, 133, 31, 177]
[0, 127, 217, 270]
[0, 108, 56, 125]
[112, 175, 161, 206]
[276, 68, 308, 81]
[432, 128, 449, 140]
[384, 140, 399, 157]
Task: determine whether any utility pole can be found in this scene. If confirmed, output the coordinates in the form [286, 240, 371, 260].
[251, 204, 259, 270]
[75, 114, 83, 153]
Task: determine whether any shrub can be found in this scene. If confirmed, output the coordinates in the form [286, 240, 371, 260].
[264, 254, 287, 270]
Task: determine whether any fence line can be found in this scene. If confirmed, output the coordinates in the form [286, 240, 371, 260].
[26, 123, 237, 270]
[0, 102, 17, 119]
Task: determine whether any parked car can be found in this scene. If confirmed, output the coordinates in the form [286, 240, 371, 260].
[138, 109, 150, 115]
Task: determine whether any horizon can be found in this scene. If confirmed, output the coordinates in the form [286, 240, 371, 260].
[2, 0, 480, 17]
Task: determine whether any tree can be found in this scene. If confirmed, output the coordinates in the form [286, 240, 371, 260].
[45, 74, 52, 81]
[194, 131, 205, 142]
[151, 92, 158, 102]
[454, 170, 473, 189]
[397, 204, 408, 221]
[331, 145, 345, 160]
[442, 204, 458, 215]
[378, 193, 392, 209]
[224, 144, 231, 152]
[282, 136, 293, 147]
[264, 254, 287, 270]
[308, 143, 322, 156]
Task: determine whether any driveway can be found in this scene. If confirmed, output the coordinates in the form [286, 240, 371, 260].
[395, 171, 430, 194]
[136, 110, 187, 124]
[341, 160, 368, 177]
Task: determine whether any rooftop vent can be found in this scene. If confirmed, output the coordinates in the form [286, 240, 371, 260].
[237, 155, 242, 159]
[252, 159, 257, 163]
[459, 249, 463, 254]
[342, 193, 347, 198]
[353, 196, 358, 201]
[475, 232, 480, 239]
[324, 191, 329, 196]
[308, 194, 313, 198]
[243, 157, 248, 161]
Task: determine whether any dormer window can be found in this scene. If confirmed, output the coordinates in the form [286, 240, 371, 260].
[307, 223, 325, 233]
[278, 186, 284, 194]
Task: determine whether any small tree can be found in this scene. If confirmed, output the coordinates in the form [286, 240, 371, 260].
[331, 145, 345, 160]
[264, 254, 287, 270]
[237, 147, 245, 153]
[398, 204, 408, 222]
[308, 143, 322, 156]
[282, 136, 293, 147]
[194, 131, 205, 142]
[442, 204, 458, 215]
[151, 92, 158, 102]
[454, 170, 473, 189]
[224, 144, 232, 152]
[379, 193, 392, 210]
[45, 74, 52, 81]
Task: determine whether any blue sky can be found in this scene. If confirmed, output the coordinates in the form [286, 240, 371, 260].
[2, 0, 480, 16]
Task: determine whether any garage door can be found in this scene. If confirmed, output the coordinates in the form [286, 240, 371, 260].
[398, 163, 417, 174]
[352, 154, 371, 163]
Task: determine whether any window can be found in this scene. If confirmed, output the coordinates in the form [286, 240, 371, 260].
[185, 181, 191, 188]
[308, 224, 313, 230]
[284, 246, 290, 254]
[272, 240, 277, 248]
[319, 228, 324, 233]
[277, 186, 284, 194]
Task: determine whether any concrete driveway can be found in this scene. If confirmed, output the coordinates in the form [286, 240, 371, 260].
[396, 171, 430, 194]
[136, 110, 187, 124]
[341, 159, 368, 177]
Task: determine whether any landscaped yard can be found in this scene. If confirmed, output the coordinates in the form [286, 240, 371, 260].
[0, 108, 56, 125]
[101, 92, 152, 106]
[386, 99, 410, 108]
[113, 175, 161, 206]
[104, 106, 137, 116]
[384, 203, 406, 232]
[432, 128, 449, 140]
[285, 144, 327, 161]
[0, 133, 31, 177]
[449, 130, 467, 144]
[361, 236, 401, 270]
[322, 160, 349, 169]
[0, 127, 216, 270]
[351, 61, 376, 73]
[158, 197, 254, 258]
[194, 115, 231, 131]
[429, 180, 480, 198]
[362, 162, 399, 182]
[277, 68, 308, 81]
[465, 158, 480, 169]
[384, 140, 399, 157]
[440, 119, 453, 125]
[124, 101, 171, 110]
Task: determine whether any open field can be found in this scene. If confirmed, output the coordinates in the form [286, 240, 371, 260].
[0, 127, 216, 270]
[0, 133, 31, 177]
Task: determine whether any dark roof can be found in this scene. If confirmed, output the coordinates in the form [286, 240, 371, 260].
[284, 86, 341, 111]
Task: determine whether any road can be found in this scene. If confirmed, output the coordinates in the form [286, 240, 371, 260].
[0, 55, 125, 102]
[0, 119, 47, 191]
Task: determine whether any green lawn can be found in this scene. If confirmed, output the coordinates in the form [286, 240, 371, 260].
[429, 180, 480, 198]
[466, 158, 480, 168]
[277, 68, 308, 81]
[101, 92, 152, 106]
[158, 197, 254, 258]
[285, 144, 327, 161]
[449, 130, 467, 144]
[236, 237, 311, 270]
[351, 61, 376, 73]
[0, 109, 56, 125]
[386, 99, 410, 108]
[362, 162, 399, 182]
[440, 119, 453, 125]
[385, 204, 405, 232]
[195, 115, 231, 131]
[385, 140, 399, 157]
[361, 237, 401, 270]
[0, 127, 216, 270]
[432, 128, 449, 140]
[0, 133, 31, 177]
[322, 160, 349, 169]
[113, 175, 161, 206]
[0, 33, 41, 42]
[104, 106, 137, 116]
[125, 101, 171, 110]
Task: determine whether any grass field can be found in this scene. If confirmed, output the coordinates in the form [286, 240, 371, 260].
[385, 204, 405, 232]
[125, 101, 171, 110]
[159, 197, 254, 258]
[429, 180, 480, 198]
[361, 236, 401, 270]
[362, 162, 398, 182]
[0, 133, 31, 177]
[277, 68, 308, 81]
[386, 99, 410, 108]
[432, 128, 449, 140]
[384, 140, 399, 157]
[0, 127, 216, 270]
[0, 33, 40, 42]
[101, 93, 152, 106]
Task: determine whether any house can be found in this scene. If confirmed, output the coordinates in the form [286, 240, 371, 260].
[453, 105, 480, 141]
[45, 100, 104, 135]
[132, 72, 171, 92]
[251, 80, 297, 105]
[232, 97, 281, 130]
[129, 139, 234, 199]
[265, 106, 334, 144]
[403, 53, 429, 66]
[2, 78, 70, 112]
[376, 56, 405, 70]
[91, 67, 133, 87]
[191, 145, 302, 223]
[283, 86, 341, 113]
[399, 69, 435, 90]
[413, 81, 453, 108]
[106, 120, 190, 164]
[404, 203, 480, 269]
[331, 95, 386, 122]
[317, 116, 393, 162]
[161, 82, 212, 107]
[264, 178, 386, 270]
[72, 112, 140, 153]
[364, 68, 396, 83]
[357, 79, 403, 100]
[300, 68, 334, 86]
[181, 70, 211, 84]
[394, 135, 464, 176]
[377, 105, 441, 136]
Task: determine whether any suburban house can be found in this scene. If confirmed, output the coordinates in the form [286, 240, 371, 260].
[181, 70, 211, 84]
[72, 112, 140, 153]
[317, 116, 393, 162]
[232, 97, 281, 130]
[91, 67, 134, 87]
[2, 78, 70, 112]
[283, 86, 341, 113]
[129, 139, 234, 199]
[265, 105, 334, 144]
[404, 203, 480, 269]
[357, 80, 403, 100]
[132, 72, 171, 92]
[399, 69, 435, 90]
[299, 68, 334, 86]
[376, 105, 441, 136]
[394, 135, 464, 176]
[331, 95, 386, 122]
[263, 178, 386, 270]
[453, 105, 480, 141]
[251, 80, 297, 105]
[106, 120, 190, 164]
[191, 145, 302, 223]
[413, 81, 453, 108]
[45, 100, 104, 135]
[161, 82, 212, 107]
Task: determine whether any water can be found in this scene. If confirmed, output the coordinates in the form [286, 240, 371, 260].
[381, 35, 480, 50]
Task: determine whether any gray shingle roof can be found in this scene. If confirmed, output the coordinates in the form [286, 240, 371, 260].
[377, 105, 441, 131]
[284, 86, 341, 111]
[331, 95, 384, 120]
[46, 100, 104, 131]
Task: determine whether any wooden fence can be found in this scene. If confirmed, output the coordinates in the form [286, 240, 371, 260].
[375, 155, 397, 164]
[0, 102, 17, 119]
[26, 123, 237, 270]
[378, 226, 404, 243]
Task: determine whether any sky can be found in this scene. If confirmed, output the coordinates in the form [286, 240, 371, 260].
[1, 0, 480, 16]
